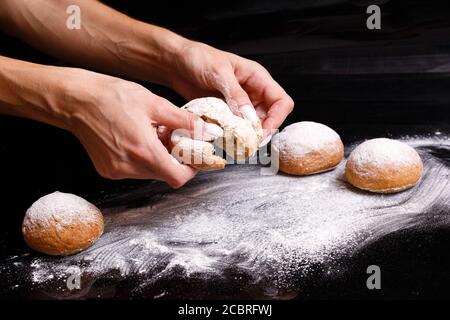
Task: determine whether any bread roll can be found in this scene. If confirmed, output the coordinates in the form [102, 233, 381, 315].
[345, 138, 423, 193]
[22, 192, 104, 256]
[272, 121, 344, 175]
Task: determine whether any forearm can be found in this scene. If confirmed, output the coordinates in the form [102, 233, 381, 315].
[0, 55, 86, 130]
[0, 0, 189, 87]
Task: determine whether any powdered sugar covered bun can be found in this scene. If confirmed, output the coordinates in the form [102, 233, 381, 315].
[171, 97, 259, 170]
[272, 121, 344, 175]
[171, 133, 226, 171]
[345, 138, 423, 193]
[22, 192, 104, 256]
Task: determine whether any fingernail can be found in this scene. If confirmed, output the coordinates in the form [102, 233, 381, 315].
[204, 123, 224, 139]
[259, 134, 273, 148]
[240, 104, 260, 124]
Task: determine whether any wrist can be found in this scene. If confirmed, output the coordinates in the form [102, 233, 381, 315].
[155, 30, 194, 87]
[50, 69, 83, 131]
[52, 68, 106, 133]
[116, 22, 192, 86]
[155, 27, 191, 63]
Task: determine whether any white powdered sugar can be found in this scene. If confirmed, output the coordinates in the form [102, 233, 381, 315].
[5, 134, 448, 298]
[23, 192, 99, 230]
[348, 138, 421, 169]
[183, 97, 258, 159]
[273, 121, 341, 156]
[183, 97, 235, 120]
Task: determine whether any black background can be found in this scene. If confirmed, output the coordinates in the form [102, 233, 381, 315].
[0, 0, 450, 300]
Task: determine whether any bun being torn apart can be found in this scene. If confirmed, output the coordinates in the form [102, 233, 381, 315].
[170, 97, 261, 170]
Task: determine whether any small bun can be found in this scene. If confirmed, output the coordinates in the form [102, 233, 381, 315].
[171, 97, 259, 170]
[170, 136, 227, 171]
[22, 192, 104, 256]
[272, 121, 344, 175]
[345, 138, 423, 193]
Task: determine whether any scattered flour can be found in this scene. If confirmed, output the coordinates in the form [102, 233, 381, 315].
[3, 135, 450, 297]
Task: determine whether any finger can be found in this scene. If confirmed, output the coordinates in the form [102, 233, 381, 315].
[156, 125, 171, 149]
[255, 105, 268, 120]
[262, 97, 295, 131]
[152, 97, 200, 130]
[152, 97, 223, 141]
[246, 73, 294, 130]
[151, 136, 198, 188]
[235, 58, 294, 131]
[213, 67, 251, 111]
[213, 67, 261, 126]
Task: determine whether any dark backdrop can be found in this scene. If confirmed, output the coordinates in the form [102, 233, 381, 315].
[0, 0, 449, 260]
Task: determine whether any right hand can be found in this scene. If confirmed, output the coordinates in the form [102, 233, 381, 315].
[60, 69, 207, 188]
[168, 41, 294, 136]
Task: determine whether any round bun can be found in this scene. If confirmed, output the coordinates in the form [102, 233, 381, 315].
[22, 192, 104, 256]
[272, 121, 344, 175]
[171, 97, 259, 170]
[170, 137, 227, 171]
[345, 138, 423, 193]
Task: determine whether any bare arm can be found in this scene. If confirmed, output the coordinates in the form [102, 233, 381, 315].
[0, 0, 293, 132]
[0, 55, 76, 129]
[0, 0, 185, 87]
[0, 55, 204, 187]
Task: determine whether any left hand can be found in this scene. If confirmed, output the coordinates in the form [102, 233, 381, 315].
[168, 41, 294, 137]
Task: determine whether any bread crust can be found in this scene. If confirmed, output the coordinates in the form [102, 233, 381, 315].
[22, 193, 104, 256]
[344, 138, 423, 193]
[170, 137, 227, 171]
[345, 160, 423, 193]
[272, 122, 344, 176]
[277, 140, 344, 175]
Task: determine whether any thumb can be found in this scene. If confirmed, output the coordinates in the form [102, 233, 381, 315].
[214, 68, 260, 126]
[152, 97, 223, 141]
[151, 136, 198, 189]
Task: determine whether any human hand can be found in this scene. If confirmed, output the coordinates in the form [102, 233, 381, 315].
[1, 0, 293, 138]
[168, 41, 294, 137]
[61, 69, 220, 187]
